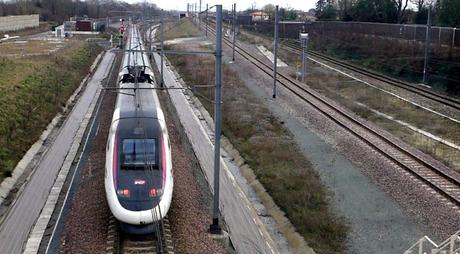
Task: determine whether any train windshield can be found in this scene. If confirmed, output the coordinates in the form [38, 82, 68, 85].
[121, 138, 158, 168]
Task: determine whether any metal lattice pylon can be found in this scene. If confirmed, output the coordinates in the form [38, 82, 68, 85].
[404, 230, 460, 254]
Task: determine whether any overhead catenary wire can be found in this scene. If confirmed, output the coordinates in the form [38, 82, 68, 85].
[280, 35, 460, 84]
[120, 23, 164, 251]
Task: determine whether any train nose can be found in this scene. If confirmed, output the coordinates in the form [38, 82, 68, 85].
[117, 176, 163, 211]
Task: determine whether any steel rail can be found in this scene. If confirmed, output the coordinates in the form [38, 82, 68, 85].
[204, 25, 460, 207]
[105, 216, 173, 254]
[281, 40, 460, 111]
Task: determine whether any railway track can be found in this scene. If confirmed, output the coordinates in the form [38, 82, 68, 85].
[280, 39, 460, 111]
[202, 24, 460, 209]
[106, 216, 174, 254]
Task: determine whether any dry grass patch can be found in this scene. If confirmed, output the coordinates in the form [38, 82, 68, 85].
[162, 18, 201, 41]
[239, 29, 460, 173]
[0, 40, 65, 57]
[304, 67, 460, 172]
[167, 43, 348, 253]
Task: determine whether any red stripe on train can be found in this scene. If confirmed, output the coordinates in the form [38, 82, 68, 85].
[162, 137, 166, 186]
[113, 135, 118, 188]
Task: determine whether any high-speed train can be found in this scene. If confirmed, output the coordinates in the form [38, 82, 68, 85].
[105, 23, 173, 234]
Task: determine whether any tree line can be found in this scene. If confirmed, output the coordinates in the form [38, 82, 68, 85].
[0, 0, 158, 23]
[315, 0, 460, 27]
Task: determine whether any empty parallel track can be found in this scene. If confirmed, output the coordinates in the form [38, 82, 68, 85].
[281, 39, 460, 111]
[202, 23, 460, 209]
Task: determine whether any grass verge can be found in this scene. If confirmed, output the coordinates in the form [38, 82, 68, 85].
[162, 18, 201, 41]
[0, 41, 102, 181]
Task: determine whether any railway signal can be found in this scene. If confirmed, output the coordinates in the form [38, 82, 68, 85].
[300, 33, 309, 82]
[120, 18, 125, 34]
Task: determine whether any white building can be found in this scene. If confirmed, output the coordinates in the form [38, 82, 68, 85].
[251, 11, 270, 21]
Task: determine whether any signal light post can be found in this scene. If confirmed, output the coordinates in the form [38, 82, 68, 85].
[272, 5, 279, 98]
[300, 33, 309, 82]
[205, 3, 208, 36]
[423, 6, 432, 84]
[232, 3, 236, 62]
[199, 0, 202, 31]
[160, 10, 164, 87]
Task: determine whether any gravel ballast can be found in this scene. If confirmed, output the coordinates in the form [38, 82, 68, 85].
[222, 37, 460, 252]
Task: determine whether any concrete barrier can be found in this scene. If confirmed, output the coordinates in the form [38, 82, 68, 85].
[0, 15, 39, 32]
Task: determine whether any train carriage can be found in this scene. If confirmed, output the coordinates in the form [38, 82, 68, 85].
[105, 24, 173, 234]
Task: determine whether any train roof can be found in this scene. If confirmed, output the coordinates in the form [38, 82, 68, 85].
[116, 117, 162, 139]
[119, 24, 154, 82]
[116, 82, 159, 120]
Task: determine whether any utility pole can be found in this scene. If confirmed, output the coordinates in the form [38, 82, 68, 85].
[160, 9, 164, 87]
[199, 0, 201, 30]
[75, 0, 79, 18]
[300, 33, 309, 82]
[423, 6, 432, 84]
[453, 28, 457, 48]
[272, 5, 279, 98]
[205, 3, 208, 36]
[232, 3, 236, 62]
[210, 4, 223, 235]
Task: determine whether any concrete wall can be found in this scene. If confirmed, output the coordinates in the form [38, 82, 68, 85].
[0, 15, 39, 32]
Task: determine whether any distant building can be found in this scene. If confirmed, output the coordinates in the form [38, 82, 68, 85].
[76, 20, 92, 32]
[250, 11, 269, 21]
[55, 25, 65, 38]
[237, 15, 252, 25]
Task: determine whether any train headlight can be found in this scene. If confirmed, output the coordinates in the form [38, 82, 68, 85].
[117, 189, 130, 197]
[149, 188, 163, 197]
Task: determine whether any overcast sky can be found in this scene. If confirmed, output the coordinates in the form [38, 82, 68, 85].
[136, 0, 317, 12]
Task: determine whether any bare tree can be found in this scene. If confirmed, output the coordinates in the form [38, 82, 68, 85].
[337, 0, 354, 20]
[392, 0, 409, 23]
[411, 0, 425, 11]
[262, 4, 275, 19]
[410, 0, 436, 11]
